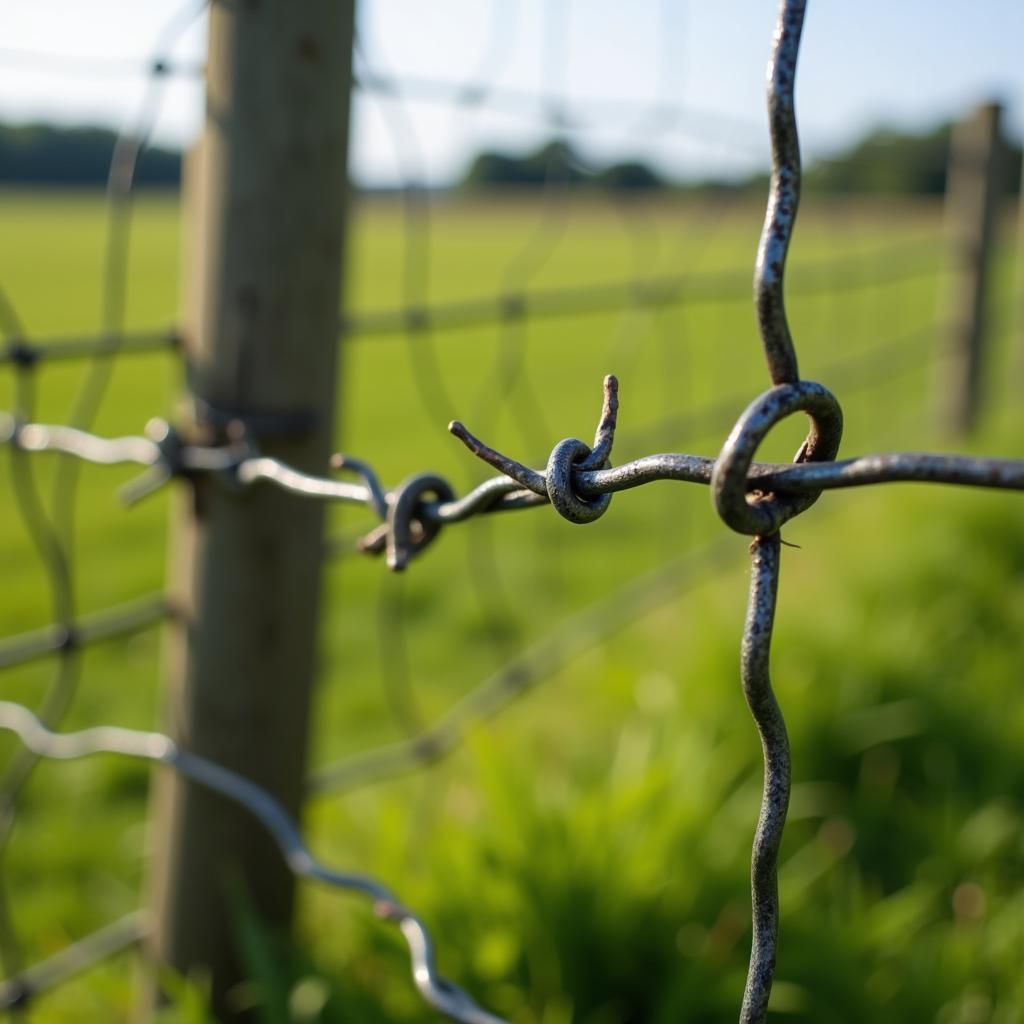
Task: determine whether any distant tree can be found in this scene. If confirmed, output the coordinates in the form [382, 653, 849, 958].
[803, 121, 1022, 196]
[595, 161, 664, 191]
[462, 139, 664, 191]
[0, 122, 180, 187]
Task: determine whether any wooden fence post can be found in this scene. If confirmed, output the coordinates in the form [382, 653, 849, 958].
[146, 2, 355, 1019]
[937, 101, 1005, 436]
[1016, 141, 1024, 385]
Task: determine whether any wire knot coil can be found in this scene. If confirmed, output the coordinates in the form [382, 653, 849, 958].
[712, 379, 843, 536]
[361, 473, 456, 572]
[545, 438, 612, 524]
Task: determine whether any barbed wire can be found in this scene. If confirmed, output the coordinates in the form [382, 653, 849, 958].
[3, 1, 1020, 1021]
[0, 593, 169, 672]
[0, 1, 209, 1008]
[3, 368, 1022, 560]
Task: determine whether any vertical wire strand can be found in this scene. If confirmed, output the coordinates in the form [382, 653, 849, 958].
[739, 532, 789, 1024]
[754, 0, 806, 385]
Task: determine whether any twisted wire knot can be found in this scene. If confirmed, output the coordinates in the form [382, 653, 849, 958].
[343, 455, 456, 572]
[545, 438, 611, 524]
[449, 374, 620, 526]
[712, 379, 843, 536]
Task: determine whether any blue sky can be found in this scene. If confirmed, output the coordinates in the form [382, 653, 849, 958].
[3, 1, 1023, 187]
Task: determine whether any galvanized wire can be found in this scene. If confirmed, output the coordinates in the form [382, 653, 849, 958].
[0, 4, 206, 1006]
[0, 702, 506, 1024]
[4, 1, 1022, 1021]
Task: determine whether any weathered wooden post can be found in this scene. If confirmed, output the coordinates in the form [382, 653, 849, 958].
[1015, 139, 1024, 385]
[937, 101, 1005, 436]
[146, 2, 355, 1018]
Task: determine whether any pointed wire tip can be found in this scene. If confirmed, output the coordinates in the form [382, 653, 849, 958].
[448, 420, 478, 451]
[602, 375, 620, 418]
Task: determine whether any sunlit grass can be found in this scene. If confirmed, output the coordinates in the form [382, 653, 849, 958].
[0, 188, 1022, 1022]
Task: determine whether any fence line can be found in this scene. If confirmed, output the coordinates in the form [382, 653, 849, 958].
[9, 358, 1022, 574]
[0, 238, 942, 368]
[1, 0, 1020, 1021]
[0, 913, 149, 1012]
[0, 593, 169, 672]
[0, 1, 208, 1008]
[0, 702, 504, 1024]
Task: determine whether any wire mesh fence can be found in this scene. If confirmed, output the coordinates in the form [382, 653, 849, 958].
[1, 1, 1023, 1022]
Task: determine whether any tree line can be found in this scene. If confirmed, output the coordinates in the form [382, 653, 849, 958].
[0, 123, 179, 186]
[1, 118, 1020, 194]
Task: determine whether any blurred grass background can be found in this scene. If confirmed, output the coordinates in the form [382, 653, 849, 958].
[0, 188, 1022, 1023]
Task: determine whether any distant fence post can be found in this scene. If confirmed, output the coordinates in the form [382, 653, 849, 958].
[146, 2, 355, 1020]
[1016, 142, 1024, 383]
[937, 101, 1004, 436]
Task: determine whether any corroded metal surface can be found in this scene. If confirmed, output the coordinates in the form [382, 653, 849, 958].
[711, 379, 843, 536]
[5, 377, 1024, 552]
[754, 0, 806, 386]
[738, 535, 788, 1024]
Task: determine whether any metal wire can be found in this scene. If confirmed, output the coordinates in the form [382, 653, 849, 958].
[308, 538, 737, 796]
[755, 0, 806, 386]
[0, 702, 505, 1024]
[341, 240, 942, 339]
[0, 593, 169, 672]
[4, 371, 1023, 570]
[738, 534, 787, 1024]
[0, 242, 940, 369]
[0, 913, 149, 1012]
[3, 1, 1021, 1021]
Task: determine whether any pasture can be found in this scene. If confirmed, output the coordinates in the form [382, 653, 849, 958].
[1, 188, 1022, 1022]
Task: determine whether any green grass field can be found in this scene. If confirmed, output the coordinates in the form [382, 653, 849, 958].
[1, 187, 1023, 1023]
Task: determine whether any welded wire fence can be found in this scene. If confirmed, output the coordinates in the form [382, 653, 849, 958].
[1, 2, 1022, 1022]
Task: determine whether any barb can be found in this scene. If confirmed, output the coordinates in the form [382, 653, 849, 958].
[5, 376, 1024, 566]
[0, 702, 506, 1024]
[755, 0, 807, 386]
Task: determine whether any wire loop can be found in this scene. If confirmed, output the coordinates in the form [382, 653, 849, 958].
[385, 474, 457, 571]
[712, 380, 843, 536]
[545, 438, 612, 523]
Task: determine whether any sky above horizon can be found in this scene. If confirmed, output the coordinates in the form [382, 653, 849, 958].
[3, 1, 1023, 187]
